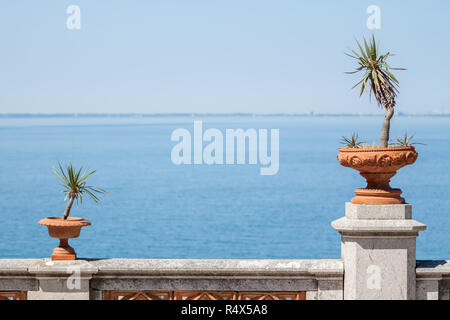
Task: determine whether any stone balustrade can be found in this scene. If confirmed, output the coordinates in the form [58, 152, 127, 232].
[0, 258, 343, 300]
[0, 258, 448, 300]
[0, 203, 448, 300]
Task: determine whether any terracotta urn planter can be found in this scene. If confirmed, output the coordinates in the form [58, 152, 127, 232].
[38, 217, 91, 260]
[337, 146, 418, 204]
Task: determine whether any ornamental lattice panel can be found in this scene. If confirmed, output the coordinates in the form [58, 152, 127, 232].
[238, 292, 306, 300]
[103, 290, 306, 300]
[0, 291, 27, 300]
[103, 291, 170, 300]
[173, 291, 236, 300]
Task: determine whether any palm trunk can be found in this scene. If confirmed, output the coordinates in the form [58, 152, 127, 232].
[380, 107, 394, 147]
[63, 194, 75, 220]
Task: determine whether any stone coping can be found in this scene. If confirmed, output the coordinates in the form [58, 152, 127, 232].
[1, 258, 448, 278]
[416, 260, 450, 279]
[28, 259, 98, 276]
[0, 259, 342, 279]
[332, 217, 427, 233]
[89, 259, 344, 279]
[0, 259, 41, 276]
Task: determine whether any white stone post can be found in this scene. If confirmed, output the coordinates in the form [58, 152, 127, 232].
[332, 203, 426, 300]
[27, 259, 97, 300]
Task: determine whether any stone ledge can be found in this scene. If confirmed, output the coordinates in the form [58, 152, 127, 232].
[0, 259, 41, 275]
[3, 259, 448, 279]
[0, 259, 41, 291]
[28, 259, 98, 277]
[90, 259, 344, 279]
[416, 260, 450, 279]
[332, 217, 426, 235]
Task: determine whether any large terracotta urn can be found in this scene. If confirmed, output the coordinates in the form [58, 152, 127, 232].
[38, 217, 91, 260]
[337, 146, 418, 204]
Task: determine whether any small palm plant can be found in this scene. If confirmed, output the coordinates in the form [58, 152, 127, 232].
[53, 162, 107, 220]
[392, 133, 426, 147]
[346, 35, 405, 147]
[340, 133, 366, 148]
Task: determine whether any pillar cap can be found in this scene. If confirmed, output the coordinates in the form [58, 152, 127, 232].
[331, 217, 426, 236]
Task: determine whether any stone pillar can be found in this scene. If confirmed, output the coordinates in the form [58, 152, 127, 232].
[316, 277, 343, 300]
[310, 263, 344, 300]
[332, 203, 426, 300]
[416, 278, 440, 300]
[415, 260, 447, 300]
[27, 259, 97, 300]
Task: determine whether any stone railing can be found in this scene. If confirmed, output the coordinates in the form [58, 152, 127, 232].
[0, 259, 343, 300]
[0, 203, 448, 300]
[416, 260, 450, 300]
[0, 258, 448, 300]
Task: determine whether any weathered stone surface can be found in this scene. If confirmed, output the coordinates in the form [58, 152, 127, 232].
[306, 290, 317, 300]
[416, 279, 439, 300]
[0, 259, 39, 291]
[416, 260, 450, 276]
[90, 259, 343, 296]
[317, 279, 343, 300]
[0, 256, 448, 300]
[416, 260, 450, 300]
[345, 202, 412, 220]
[90, 259, 343, 278]
[27, 259, 98, 300]
[332, 216, 426, 234]
[341, 236, 417, 300]
[27, 278, 91, 300]
[91, 278, 318, 292]
[0, 278, 37, 291]
[439, 279, 450, 300]
[89, 288, 103, 300]
[28, 259, 98, 275]
[332, 203, 426, 300]
[0, 259, 41, 273]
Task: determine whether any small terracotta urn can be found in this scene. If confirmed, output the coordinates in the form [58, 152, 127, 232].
[38, 217, 91, 260]
[337, 146, 418, 204]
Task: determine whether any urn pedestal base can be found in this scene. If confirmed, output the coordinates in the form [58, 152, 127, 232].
[51, 239, 76, 260]
[352, 188, 405, 205]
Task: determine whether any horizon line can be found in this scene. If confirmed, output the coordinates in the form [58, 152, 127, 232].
[1, 112, 450, 118]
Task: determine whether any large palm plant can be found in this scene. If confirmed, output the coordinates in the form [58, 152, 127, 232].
[346, 35, 405, 147]
[53, 162, 107, 220]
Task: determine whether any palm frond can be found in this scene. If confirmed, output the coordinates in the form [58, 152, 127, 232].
[346, 35, 405, 110]
[391, 133, 426, 146]
[54, 162, 108, 207]
[340, 133, 367, 148]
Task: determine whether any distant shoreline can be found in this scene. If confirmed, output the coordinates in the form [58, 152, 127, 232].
[1, 112, 450, 118]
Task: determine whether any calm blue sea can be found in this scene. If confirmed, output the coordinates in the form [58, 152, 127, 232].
[0, 115, 448, 260]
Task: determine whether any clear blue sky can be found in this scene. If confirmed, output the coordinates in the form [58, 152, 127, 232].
[1, 0, 449, 114]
